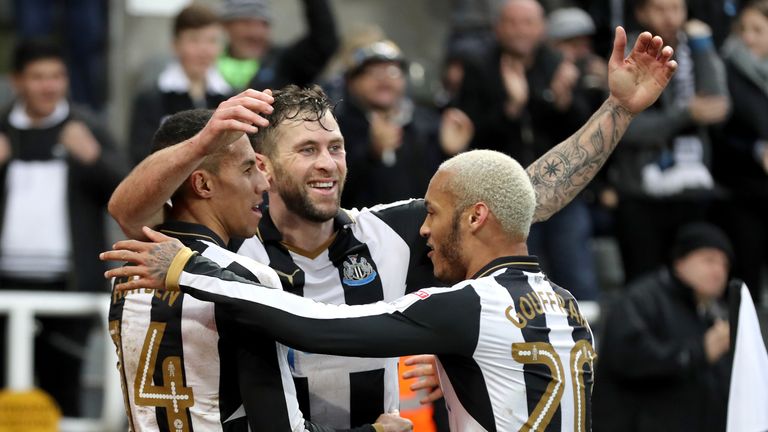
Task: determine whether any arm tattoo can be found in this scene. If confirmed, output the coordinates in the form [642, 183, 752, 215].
[527, 99, 634, 222]
[147, 242, 183, 285]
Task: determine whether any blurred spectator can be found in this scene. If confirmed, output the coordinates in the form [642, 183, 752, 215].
[217, 0, 339, 91]
[593, 222, 733, 432]
[547, 7, 617, 240]
[455, 0, 598, 300]
[714, 0, 768, 305]
[128, 4, 230, 166]
[0, 39, 126, 415]
[336, 39, 473, 209]
[607, 0, 730, 282]
[13, 0, 107, 111]
[687, 0, 741, 48]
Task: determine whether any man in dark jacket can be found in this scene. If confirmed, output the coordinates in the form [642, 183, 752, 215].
[336, 39, 473, 209]
[217, 0, 339, 92]
[0, 39, 127, 415]
[592, 222, 733, 432]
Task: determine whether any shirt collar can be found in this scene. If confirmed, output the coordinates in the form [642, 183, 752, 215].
[157, 220, 227, 248]
[471, 256, 541, 279]
[9, 99, 70, 129]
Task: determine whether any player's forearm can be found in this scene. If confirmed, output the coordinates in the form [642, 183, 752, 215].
[527, 96, 634, 222]
[169, 253, 445, 357]
[108, 136, 208, 239]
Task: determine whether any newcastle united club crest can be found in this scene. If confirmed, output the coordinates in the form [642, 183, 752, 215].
[342, 255, 377, 286]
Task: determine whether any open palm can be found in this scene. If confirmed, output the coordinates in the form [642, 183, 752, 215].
[608, 27, 677, 114]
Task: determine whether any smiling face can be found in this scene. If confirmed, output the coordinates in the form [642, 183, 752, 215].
[208, 136, 269, 238]
[268, 110, 347, 223]
[347, 60, 407, 111]
[174, 24, 223, 81]
[13, 58, 68, 119]
[420, 170, 468, 284]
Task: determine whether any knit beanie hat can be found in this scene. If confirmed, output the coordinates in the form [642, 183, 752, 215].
[671, 222, 734, 263]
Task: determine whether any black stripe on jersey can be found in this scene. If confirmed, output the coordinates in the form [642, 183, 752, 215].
[255, 209, 307, 295]
[350, 369, 385, 426]
[294, 377, 311, 422]
[225, 261, 263, 284]
[370, 199, 444, 293]
[329, 235, 385, 305]
[497, 267, 563, 432]
[150, 282, 195, 431]
[234, 327, 295, 431]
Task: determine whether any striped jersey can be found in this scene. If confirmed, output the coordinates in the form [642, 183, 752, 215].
[108, 221, 307, 432]
[236, 199, 438, 427]
[172, 254, 597, 432]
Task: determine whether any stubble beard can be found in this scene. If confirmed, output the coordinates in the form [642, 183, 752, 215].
[435, 212, 466, 285]
[273, 163, 345, 223]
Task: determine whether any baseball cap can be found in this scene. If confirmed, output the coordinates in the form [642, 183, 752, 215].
[345, 40, 407, 77]
[547, 7, 595, 40]
[219, 0, 272, 22]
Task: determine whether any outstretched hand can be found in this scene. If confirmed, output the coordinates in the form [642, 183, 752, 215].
[196, 89, 274, 155]
[608, 26, 677, 114]
[402, 355, 443, 404]
[100, 226, 184, 290]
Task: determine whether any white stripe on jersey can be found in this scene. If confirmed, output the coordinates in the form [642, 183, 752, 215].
[527, 272, 578, 432]
[179, 296, 221, 427]
[119, 291, 162, 431]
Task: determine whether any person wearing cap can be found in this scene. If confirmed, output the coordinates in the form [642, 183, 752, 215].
[217, 0, 339, 91]
[592, 221, 733, 431]
[336, 39, 474, 209]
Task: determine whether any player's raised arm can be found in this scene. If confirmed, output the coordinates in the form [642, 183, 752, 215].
[108, 90, 274, 239]
[527, 26, 677, 222]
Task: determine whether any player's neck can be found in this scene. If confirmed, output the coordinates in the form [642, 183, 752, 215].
[268, 195, 336, 252]
[465, 239, 529, 279]
[171, 204, 230, 246]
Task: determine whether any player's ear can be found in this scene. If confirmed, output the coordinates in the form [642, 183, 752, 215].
[255, 153, 273, 182]
[467, 202, 490, 233]
[190, 170, 215, 198]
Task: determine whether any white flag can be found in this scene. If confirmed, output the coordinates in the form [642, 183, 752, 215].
[726, 283, 768, 432]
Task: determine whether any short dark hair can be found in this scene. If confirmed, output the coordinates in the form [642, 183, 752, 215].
[152, 109, 213, 152]
[251, 85, 337, 158]
[150, 109, 227, 176]
[12, 39, 65, 74]
[173, 4, 219, 38]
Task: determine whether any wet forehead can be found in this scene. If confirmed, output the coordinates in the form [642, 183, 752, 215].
[276, 110, 342, 148]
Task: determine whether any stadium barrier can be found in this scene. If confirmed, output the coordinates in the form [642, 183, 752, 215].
[0, 290, 124, 432]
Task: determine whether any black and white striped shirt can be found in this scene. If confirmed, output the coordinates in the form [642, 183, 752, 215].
[236, 200, 438, 427]
[108, 221, 306, 432]
[171, 254, 596, 432]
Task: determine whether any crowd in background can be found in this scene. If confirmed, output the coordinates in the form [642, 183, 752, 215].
[0, 0, 766, 429]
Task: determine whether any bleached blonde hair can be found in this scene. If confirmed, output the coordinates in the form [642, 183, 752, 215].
[438, 149, 536, 240]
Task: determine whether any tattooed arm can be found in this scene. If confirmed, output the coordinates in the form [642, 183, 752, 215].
[528, 27, 677, 222]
